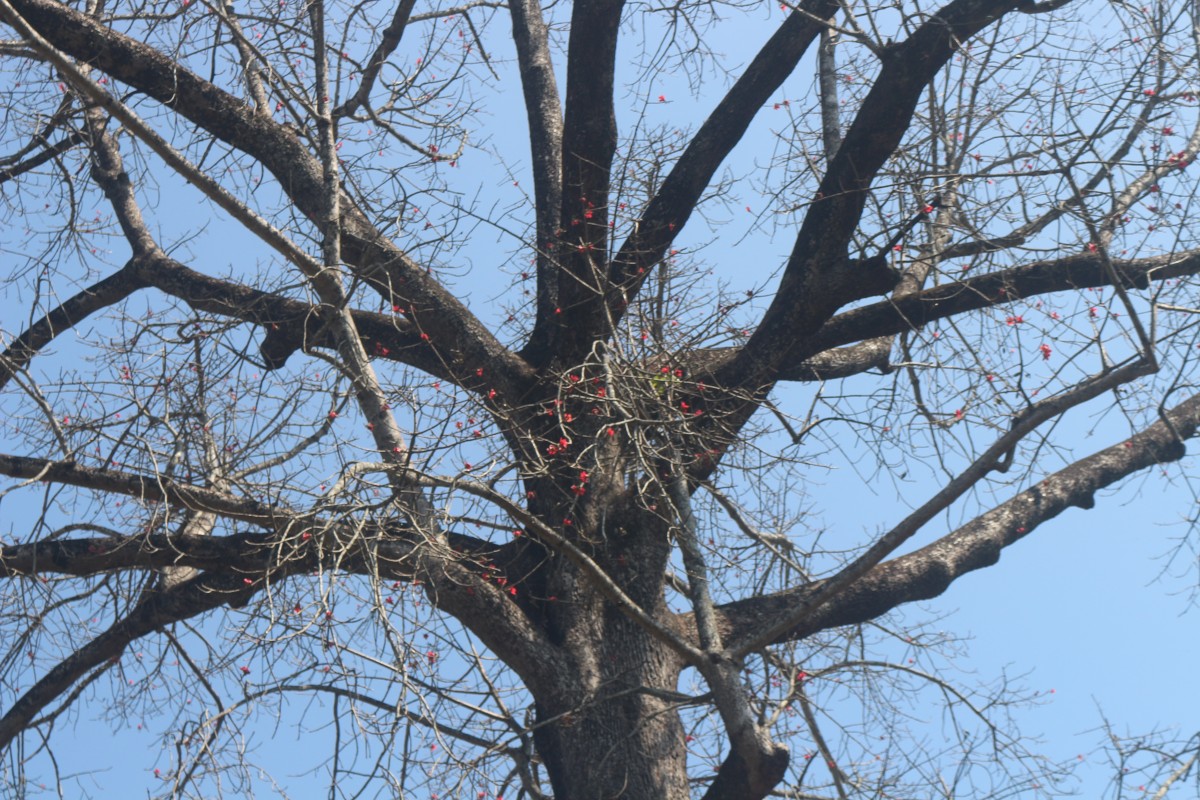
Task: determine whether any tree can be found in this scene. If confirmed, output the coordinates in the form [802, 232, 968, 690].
[1, 0, 1200, 794]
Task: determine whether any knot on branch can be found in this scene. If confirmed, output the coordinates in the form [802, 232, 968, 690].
[260, 321, 305, 369]
[1157, 436, 1187, 463]
[852, 254, 903, 296]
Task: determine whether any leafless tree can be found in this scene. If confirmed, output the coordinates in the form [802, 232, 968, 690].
[1, 0, 1199, 796]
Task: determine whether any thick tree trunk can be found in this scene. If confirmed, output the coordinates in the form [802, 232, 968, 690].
[532, 612, 689, 798]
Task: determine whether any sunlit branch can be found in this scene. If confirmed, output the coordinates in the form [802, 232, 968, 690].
[718, 388, 1200, 651]
[731, 356, 1155, 657]
[667, 468, 790, 800]
[208, 0, 270, 113]
[817, 29, 841, 164]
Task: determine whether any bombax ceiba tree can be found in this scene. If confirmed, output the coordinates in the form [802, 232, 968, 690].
[1, 0, 1200, 795]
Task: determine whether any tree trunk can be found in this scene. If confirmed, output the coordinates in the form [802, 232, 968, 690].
[532, 609, 689, 798]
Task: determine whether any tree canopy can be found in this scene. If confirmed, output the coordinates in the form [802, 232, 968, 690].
[1, 0, 1199, 796]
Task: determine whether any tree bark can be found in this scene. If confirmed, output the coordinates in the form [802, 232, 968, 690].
[532, 616, 690, 799]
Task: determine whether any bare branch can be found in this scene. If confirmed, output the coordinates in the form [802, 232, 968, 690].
[726, 0, 1037, 389]
[544, 0, 625, 364]
[332, 0, 418, 119]
[718, 389, 1200, 651]
[0, 455, 293, 528]
[0, 569, 259, 751]
[508, 0, 563, 359]
[717, 248, 1200, 384]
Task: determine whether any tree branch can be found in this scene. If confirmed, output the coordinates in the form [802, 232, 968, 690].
[725, 0, 1030, 389]
[777, 249, 1190, 379]
[667, 470, 789, 800]
[0, 455, 293, 529]
[508, 0, 563, 360]
[544, 0, 624, 364]
[0, 531, 280, 578]
[0, 569, 260, 751]
[817, 28, 842, 163]
[0, 260, 147, 393]
[715, 388, 1199, 652]
[1, 0, 535, 402]
[125, 253, 462, 378]
[732, 356, 1155, 658]
[681, 248, 1200, 384]
[544, 0, 836, 364]
[0, 130, 83, 184]
[332, 0, 418, 119]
